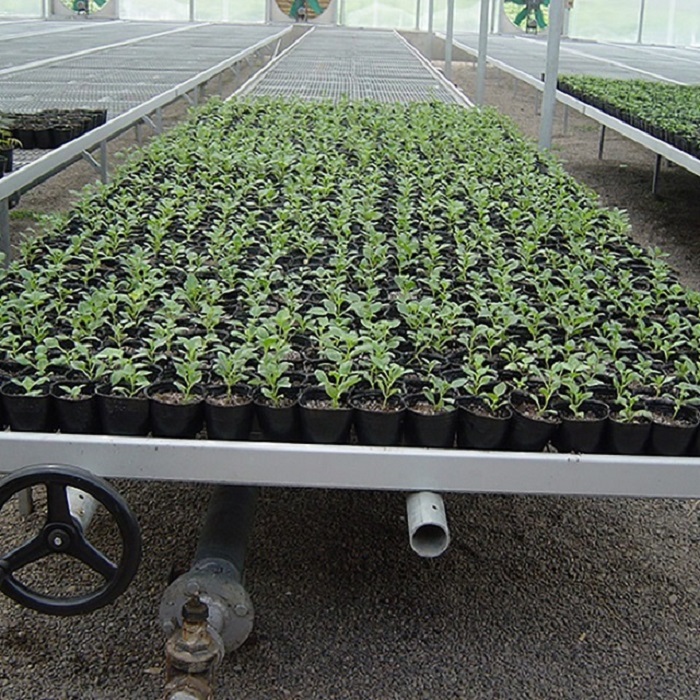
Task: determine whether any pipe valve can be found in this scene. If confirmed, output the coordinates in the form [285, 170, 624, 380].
[164, 595, 224, 700]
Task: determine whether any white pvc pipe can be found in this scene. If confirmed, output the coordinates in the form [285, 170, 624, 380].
[406, 492, 450, 558]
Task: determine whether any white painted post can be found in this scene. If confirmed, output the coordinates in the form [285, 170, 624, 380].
[427, 0, 434, 59]
[636, 0, 646, 44]
[416, 0, 421, 30]
[538, 0, 565, 150]
[476, 0, 490, 105]
[444, 0, 455, 80]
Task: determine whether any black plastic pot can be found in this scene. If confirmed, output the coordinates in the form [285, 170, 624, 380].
[147, 382, 204, 439]
[204, 384, 253, 441]
[553, 400, 609, 454]
[351, 393, 405, 447]
[404, 397, 456, 448]
[0, 147, 12, 173]
[0, 382, 54, 432]
[508, 396, 560, 452]
[647, 400, 699, 457]
[96, 385, 150, 436]
[34, 128, 52, 150]
[605, 416, 651, 456]
[299, 388, 354, 445]
[50, 381, 99, 434]
[456, 397, 512, 450]
[254, 388, 300, 442]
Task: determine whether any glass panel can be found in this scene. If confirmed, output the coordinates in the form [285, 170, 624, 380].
[120, 0, 189, 21]
[641, 0, 699, 47]
[567, 0, 641, 44]
[0, 0, 43, 17]
[194, 0, 265, 22]
[344, 0, 416, 29]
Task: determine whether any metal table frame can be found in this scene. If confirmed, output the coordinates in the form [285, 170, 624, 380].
[446, 33, 700, 194]
[0, 25, 298, 263]
[0, 27, 698, 501]
[1, 432, 699, 499]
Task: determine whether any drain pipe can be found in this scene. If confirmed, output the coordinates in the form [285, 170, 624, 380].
[160, 485, 257, 657]
[406, 491, 450, 558]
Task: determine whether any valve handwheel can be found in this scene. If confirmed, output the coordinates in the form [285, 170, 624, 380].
[0, 465, 142, 616]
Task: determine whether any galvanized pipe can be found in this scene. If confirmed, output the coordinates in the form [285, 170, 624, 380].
[194, 485, 257, 576]
[161, 485, 257, 653]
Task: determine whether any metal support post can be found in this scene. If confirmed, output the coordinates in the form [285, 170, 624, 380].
[444, 0, 455, 80]
[160, 485, 258, 654]
[476, 0, 490, 106]
[0, 197, 9, 267]
[189, 0, 195, 23]
[538, 0, 565, 149]
[652, 153, 662, 195]
[490, 0, 498, 33]
[637, 0, 646, 44]
[99, 140, 109, 183]
[563, 104, 569, 134]
[415, 0, 422, 30]
[598, 125, 606, 160]
[427, 0, 434, 59]
[18, 488, 34, 517]
[193, 85, 200, 107]
[155, 106, 163, 133]
[135, 122, 143, 146]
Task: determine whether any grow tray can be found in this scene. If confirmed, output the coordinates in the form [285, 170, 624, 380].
[0, 28, 700, 499]
[557, 77, 700, 159]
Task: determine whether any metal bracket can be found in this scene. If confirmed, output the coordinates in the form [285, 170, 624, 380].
[80, 140, 109, 183]
[598, 124, 606, 160]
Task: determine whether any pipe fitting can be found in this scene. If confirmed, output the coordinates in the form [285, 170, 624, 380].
[406, 491, 450, 558]
[164, 595, 224, 700]
[160, 560, 254, 654]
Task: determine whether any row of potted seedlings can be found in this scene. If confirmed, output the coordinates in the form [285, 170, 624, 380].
[3, 97, 700, 456]
[557, 75, 700, 157]
[4, 108, 108, 150]
[2, 347, 699, 456]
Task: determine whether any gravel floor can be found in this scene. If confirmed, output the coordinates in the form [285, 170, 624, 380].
[1, 50, 700, 700]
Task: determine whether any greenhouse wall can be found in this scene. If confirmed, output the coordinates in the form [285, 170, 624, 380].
[194, 0, 265, 23]
[567, 0, 700, 47]
[1, 0, 698, 48]
[0, 0, 43, 17]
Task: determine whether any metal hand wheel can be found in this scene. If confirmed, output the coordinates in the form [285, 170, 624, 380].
[0, 465, 142, 616]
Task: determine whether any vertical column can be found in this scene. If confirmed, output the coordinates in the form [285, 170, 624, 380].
[189, 0, 195, 22]
[0, 198, 10, 267]
[537, 0, 565, 150]
[444, 0, 455, 80]
[427, 0, 434, 59]
[415, 0, 421, 30]
[476, 0, 490, 105]
[490, 0, 499, 34]
[636, 0, 646, 44]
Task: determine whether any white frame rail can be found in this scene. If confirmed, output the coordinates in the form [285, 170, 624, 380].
[0, 433, 699, 498]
